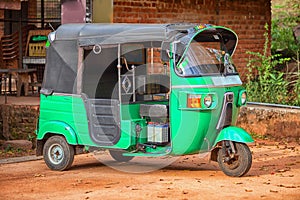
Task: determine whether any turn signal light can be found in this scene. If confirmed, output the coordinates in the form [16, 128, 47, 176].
[187, 94, 201, 108]
[238, 90, 247, 106]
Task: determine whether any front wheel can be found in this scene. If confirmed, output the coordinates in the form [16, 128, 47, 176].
[217, 142, 252, 177]
[43, 135, 75, 171]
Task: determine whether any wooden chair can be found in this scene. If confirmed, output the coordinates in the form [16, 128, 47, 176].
[0, 25, 36, 95]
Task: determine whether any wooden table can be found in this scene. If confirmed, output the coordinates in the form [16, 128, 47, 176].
[0, 68, 37, 97]
[23, 56, 46, 88]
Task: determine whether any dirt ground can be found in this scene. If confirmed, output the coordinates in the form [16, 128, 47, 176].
[0, 140, 299, 200]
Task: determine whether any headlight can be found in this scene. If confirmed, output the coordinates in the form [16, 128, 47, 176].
[241, 92, 247, 105]
[204, 95, 212, 108]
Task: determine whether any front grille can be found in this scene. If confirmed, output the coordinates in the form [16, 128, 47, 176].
[216, 92, 234, 130]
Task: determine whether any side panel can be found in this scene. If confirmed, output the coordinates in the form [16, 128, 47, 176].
[169, 66, 245, 155]
[37, 93, 143, 149]
[170, 86, 223, 155]
[37, 94, 91, 145]
[38, 121, 78, 144]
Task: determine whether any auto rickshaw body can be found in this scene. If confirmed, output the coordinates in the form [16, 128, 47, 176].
[36, 23, 253, 176]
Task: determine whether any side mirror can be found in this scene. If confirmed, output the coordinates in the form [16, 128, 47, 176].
[40, 88, 54, 96]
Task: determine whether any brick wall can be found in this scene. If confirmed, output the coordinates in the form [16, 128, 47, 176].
[0, 10, 4, 39]
[113, 0, 271, 80]
[28, 0, 37, 20]
[237, 106, 300, 140]
[0, 104, 39, 140]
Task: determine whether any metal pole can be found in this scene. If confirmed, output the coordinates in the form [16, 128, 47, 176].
[132, 65, 135, 102]
[4, 75, 7, 104]
[117, 44, 122, 103]
[151, 48, 153, 74]
[18, 12, 22, 69]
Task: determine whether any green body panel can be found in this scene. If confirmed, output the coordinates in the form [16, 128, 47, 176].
[112, 119, 147, 149]
[37, 94, 90, 145]
[214, 126, 254, 145]
[168, 58, 244, 155]
[37, 81, 248, 155]
[37, 94, 147, 150]
[169, 86, 242, 155]
[38, 120, 78, 144]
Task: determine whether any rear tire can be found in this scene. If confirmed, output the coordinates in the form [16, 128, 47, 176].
[109, 150, 134, 162]
[217, 142, 252, 177]
[43, 135, 75, 171]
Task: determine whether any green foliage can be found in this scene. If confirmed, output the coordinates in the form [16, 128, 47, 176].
[27, 134, 35, 142]
[289, 51, 300, 105]
[271, 0, 300, 56]
[246, 24, 299, 105]
[246, 1, 300, 106]
[5, 144, 13, 152]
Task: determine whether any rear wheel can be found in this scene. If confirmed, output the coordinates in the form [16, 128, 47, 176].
[217, 142, 252, 177]
[109, 150, 134, 162]
[43, 135, 75, 171]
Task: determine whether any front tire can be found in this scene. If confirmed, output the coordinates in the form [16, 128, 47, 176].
[109, 150, 134, 162]
[217, 142, 252, 177]
[43, 136, 75, 171]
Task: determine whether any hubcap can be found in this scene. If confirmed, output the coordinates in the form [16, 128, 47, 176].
[48, 144, 64, 164]
[224, 155, 240, 169]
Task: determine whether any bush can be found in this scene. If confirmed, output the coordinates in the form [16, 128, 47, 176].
[246, 24, 300, 106]
[271, 0, 300, 56]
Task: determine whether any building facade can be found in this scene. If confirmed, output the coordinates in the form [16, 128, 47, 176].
[0, 0, 271, 78]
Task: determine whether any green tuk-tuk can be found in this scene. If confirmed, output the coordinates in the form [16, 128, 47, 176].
[36, 23, 254, 177]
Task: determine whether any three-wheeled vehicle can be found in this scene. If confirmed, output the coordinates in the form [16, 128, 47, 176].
[36, 23, 254, 177]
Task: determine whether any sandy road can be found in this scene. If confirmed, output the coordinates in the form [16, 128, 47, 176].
[0, 141, 299, 200]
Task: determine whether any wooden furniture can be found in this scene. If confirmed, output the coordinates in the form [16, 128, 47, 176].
[0, 68, 36, 96]
[23, 57, 46, 91]
[0, 25, 36, 94]
[25, 29, 51, 57]
[22, 29, 50, 91]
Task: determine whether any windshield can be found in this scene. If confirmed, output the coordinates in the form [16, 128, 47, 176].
[175, 41, 237, 77]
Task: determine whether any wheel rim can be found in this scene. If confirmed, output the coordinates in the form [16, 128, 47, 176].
[223, 155, 240, 170]
[48, 143, 64, 165]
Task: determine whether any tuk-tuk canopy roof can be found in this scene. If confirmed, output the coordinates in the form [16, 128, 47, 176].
[43, 23, 238, 94]
[53, 23, 237, 48]
[55, 23, 174, 46]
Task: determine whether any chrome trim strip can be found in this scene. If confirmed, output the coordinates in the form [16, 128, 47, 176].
[172, 83, 242, 89]
[52, 92, 82, 97]
[77, 47, 84, 94]
[216, 92, 234, 130]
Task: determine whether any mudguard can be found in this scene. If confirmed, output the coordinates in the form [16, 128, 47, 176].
[213, 126, 254, 146]
[37, 121, 78, 145]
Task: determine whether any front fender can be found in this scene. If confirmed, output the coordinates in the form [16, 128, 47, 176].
[213, 126, 254, 146]
[37, 121, 78, 145]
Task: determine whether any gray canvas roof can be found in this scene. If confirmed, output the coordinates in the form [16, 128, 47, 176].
[53, 23, 237, 51]
[43, 23, 238, 94]
[55, 23, 176, 46]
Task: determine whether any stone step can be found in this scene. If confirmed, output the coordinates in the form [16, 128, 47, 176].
[1, 140, 33, 150]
